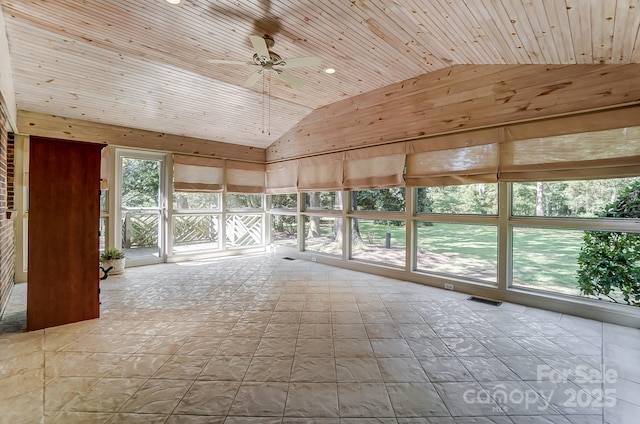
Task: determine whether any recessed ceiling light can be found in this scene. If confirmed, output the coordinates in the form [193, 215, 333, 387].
[166, 0, 181, 4]
[324, 68, 336, 74]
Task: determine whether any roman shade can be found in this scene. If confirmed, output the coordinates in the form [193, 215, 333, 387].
[406, 129, 499, 187]
[500, 107, 640, 181]
[500, 126, 640, 181]
[226, 160, 266, 193]
[266, 160, 298, 194]
[173, 155, 224, 192]
[297, 152, 345, 191]
[343, 143, 407, 189]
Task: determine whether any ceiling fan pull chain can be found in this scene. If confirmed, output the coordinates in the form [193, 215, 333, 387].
[262, 71, 265, 134]
[268, 73, 272, 136]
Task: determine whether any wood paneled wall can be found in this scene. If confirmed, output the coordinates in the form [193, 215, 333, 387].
[17, 111, 266, 163]
[267, 64, 640, 162]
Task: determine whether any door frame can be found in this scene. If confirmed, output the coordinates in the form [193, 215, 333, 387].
[114, 148, 169, 267]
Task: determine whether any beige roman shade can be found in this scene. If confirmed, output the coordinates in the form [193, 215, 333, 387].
[343, 143, 407, 189]
[500, 126, 640, 181]
[406, 128, 499, 186]
[266, 160, 298, 194]
[173, 155, 225, 192]
[226, 160, 266, 193]
[99, 147, 109, 190]
[297, 152, 344, 191]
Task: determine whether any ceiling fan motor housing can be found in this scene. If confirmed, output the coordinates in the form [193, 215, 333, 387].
[253, 51, 282, 66]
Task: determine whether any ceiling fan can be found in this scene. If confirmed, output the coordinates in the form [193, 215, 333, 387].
[208, 35, 321, 88]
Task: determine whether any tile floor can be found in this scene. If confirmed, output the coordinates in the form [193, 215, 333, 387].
[1, 253, 639, 423]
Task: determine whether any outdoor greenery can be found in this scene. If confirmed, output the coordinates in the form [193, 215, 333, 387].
[99, 248, 125, 262]
[120, 156, 640, 306]
[121, 158, 160, 208]
[227, 194, 263, 209]
[577, 181, 640, 306]
[417, 184, 497, 214]
[174, 192, 220, 210]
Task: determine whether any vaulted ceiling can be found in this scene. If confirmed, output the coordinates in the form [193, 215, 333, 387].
[2, 0, 639, 149]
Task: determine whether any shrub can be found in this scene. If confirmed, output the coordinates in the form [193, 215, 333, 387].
[100, 248, 125, 262]
[576, 182, 640, 306]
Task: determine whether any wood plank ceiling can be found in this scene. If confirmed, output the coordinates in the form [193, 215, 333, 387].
[2, 0, 639, 149]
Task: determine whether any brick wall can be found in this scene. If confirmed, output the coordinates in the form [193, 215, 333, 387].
[0, 106, 15, 315]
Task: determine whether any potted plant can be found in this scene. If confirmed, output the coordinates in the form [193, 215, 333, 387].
[99, 248, 126, 275]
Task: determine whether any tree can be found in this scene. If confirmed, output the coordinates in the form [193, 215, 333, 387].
[576, 181, 640, 306]
[121, 158, 159, 207]
[307, 192, 321, 238]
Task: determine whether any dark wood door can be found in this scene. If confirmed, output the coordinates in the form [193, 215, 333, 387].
[27, 137, 105, 331]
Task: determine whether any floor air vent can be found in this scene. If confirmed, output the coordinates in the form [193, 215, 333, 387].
[282, 257, 296, 261]
[468, 296, 502, 307]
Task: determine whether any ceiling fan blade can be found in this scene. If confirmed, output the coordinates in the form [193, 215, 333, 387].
[249, 35, 270, 59]
[243, 70, 263, 87]
[281, 56, 321, 68]
[276, 70, 304, 88]
[208, 59, 253, 65]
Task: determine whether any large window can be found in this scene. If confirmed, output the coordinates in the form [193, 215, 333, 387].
[510, 177, 640, 306]
[227, 194, 263, 210]
[348, 188, 406, 268]
[512, 177, 640, 217]
[271, 214, 297, 247]
[303, 216, 342, 257]
[174, 192, 220, 211]
[512, 227, 583, 295]
[271, 194, 297, 210]
[270, 194, 298, 248]
[351, 188, 405, 212]
[414, 183, 498, 283]
[172, 192, 221, 254]
[351, 219, 406, 268]
[226, 194, 264, 248]
[416, 184, 498, 214]
[416, 222, 498, 283]
[304, 191, 339, 210]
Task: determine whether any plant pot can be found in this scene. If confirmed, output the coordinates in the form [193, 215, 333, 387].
[100, 258, 125, 275]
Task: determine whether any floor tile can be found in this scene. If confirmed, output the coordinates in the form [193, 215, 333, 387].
[406, 338, 452, 358]
[174, 380, 240, 415]
[199, 356, 252, 381]
[284, 382, 339, 417]
[370, 339, 415, 358]
[458, 356, 520, 382]
[434, 382, 506, 417]
[386, 382, 450, 417]
[295, 338, 334, 357]
[44, 411, 114, 423]
[419, 356, 474, 382]
[376, 358, 429, 383]
[1, 254, 637, 423]
[291, 356, 337, 382]
[165, 415, 225, 423]
[119, 378, 191, 413]
[335, 357, 383, 382]
[338, 382, 394, 417]
[228, 382, 289, 416]
[214, 338, 260, 356]
[333, 339, 374, 358]
[254, 337, 297, 357]
[151, 355, 210, 379]
[66, 377, 145, 412]
[244, 356, 293, 381]
[332, 324, 368, 339]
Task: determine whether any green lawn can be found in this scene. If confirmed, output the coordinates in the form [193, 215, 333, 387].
[356, 220, 584, 294]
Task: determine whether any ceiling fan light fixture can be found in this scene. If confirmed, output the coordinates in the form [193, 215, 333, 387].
[165, 0, 181, 4]
[324, 68, 336, 74]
